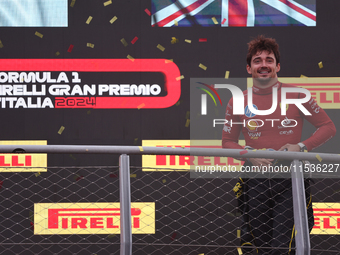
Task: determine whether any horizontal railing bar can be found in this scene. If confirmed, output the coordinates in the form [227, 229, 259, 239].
[0, 145, 338, 162]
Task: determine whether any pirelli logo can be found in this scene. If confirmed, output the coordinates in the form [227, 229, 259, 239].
[142, 140, 245, 171]
[311, 203, 340, 235]
[248, 77, 340, 109]
[0, 140, 47, 172]
[34, 202, 155, 235]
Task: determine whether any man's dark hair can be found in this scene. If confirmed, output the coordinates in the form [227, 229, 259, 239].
[246, 35, 280, 66]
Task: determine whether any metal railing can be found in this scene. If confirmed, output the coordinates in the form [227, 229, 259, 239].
[0, 144, 339, 255]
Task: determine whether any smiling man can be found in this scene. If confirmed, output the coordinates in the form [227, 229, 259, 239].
[222, 35, 336, 254]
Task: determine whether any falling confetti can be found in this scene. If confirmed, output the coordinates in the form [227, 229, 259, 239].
[110, 16, 117, 24]
[103, 0, 112, 6]
[130, 174, 137, 178]
[120, 38, 128, 47]
[221, 18, 226, 25]
[86, 16, 93, 24]
[87, 43, 94, 48]
[185, 119, 190, 127]
[171, 232, 177, 241]
[35, 31, 43, 38]
[212, 17, 218, 24]
[300, 74, 308, 78]
[144, 8, 151, 16]
[237, 229, 241, 238]
[199, 63, 207, 70]
[55, 51, 60, 56]
[199, 38, 207, 42]
[138, 103, 145, 109]
[315, 154, 322, 162]
[131, 36, 138, 44]
[58, 126, 65, 134]
[0, 40, 3, 48]
[70, 0, 76, 7]
[318, 62, 323, 69]
[165, 59, 173, 63]
[127, 55, 134, 62]
[67, 44, 74, 52]
[176, 75, 184, 81]
[157, 44, 165, 51]
[171, 37, 179, 44]
[174, 20, 178, 26]
[184, 39, 191, 43]
[225, 71, 230, 79]
[139, 146, 144, 152]
[239, 150, 248, 155]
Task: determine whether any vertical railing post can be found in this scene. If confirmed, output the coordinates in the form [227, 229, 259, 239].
[119, 154, 132, 255]
[291, 160, 311, 255]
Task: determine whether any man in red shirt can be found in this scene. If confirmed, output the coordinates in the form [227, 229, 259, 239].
[222, 35, 336, 254]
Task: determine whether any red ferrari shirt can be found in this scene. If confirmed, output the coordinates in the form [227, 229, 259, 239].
[222, 82, 336, 151]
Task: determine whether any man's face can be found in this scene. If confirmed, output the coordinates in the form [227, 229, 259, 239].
[246, 51, 280, 81]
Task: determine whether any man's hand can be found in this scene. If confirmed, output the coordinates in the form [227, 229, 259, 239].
[279, 143, 300, 152]
[248, 158, 274, 167]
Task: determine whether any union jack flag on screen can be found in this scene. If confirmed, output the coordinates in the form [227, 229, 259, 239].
[151, 0, 316, 27]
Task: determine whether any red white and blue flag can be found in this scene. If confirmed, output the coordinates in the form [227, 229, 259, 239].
[151, 0, 316, 27]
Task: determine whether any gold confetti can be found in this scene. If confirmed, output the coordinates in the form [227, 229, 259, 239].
[211, 17, 218, 24]
[86, 16, 93, 24]
[0, 40, 3, 48]
[175, 100, 181, 106]
[174, 20, 178, 26]
[138, 103, 145, 109]
[103, 0, 112, 6]
[198, 254, 204, 255]
[318, 62, 323, 69]
[87, 110, 91, 114]
[165, 59, 173, 63]
[199, 63, 207, 70]
[87, 43, 94, 48]
[186, 111, 190, 119]
[237, 229, 240, 238]
[162, 179, 166, 183]
[300, 74, 308, 78]
[70, 0, 76, 7]
[138, 146, 144, 152]
[110, 16, 117, 24]
[316, 154, 322, 162]
[35, 172, 41, 177]
[121, 38, 128, 47]
[185, 119, 190, 127]
[157, 44, 165, 51]
[35, 31, 43, 38]
[176, 75, 184, 81]
[130, 174, 137, 178]
[185, 39, 191, 43]
[127, 55, 134, 62]
[108, 234, 116, 238]
[55, 51, 60, 56]
[29, 211, 34, 222]
[171, 37, 179, 44]
[133, 138, 138, 145]
[58, 126, 65, 135]
[225, 71, 230, 79]
[237, 247, 243, 255]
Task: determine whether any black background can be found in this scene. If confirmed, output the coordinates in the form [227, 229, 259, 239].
[0, 0, 339, 254]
